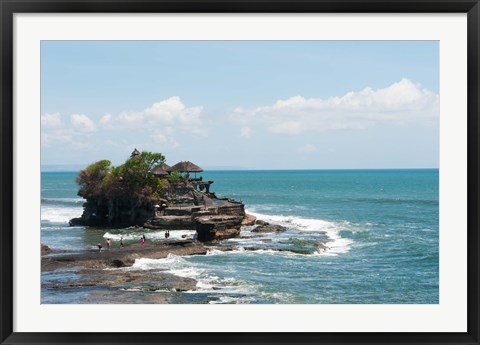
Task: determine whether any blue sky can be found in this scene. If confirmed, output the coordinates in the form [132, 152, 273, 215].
[41, 41, 439, 169]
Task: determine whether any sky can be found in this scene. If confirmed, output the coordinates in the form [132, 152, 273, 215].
[41, 41, 439, 170]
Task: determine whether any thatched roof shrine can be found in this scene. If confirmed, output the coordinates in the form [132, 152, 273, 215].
[167, 161, 203, 173]
[151, 163, 170, 176]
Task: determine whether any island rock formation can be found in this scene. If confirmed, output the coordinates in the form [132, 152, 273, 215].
[69, 150, 250, 242]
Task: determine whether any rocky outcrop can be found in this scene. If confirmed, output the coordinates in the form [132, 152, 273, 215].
[41, 244, 53, 255]
[252, 222, 287, 233]
[69, 199, 155, 227]
[195, 215, 244, 241]
[141, 198, 246, 241]
[41, 241, 207, 271]
[144, 215, 196, 230]
[70, 186, 247, 236]
[41, 244, 67, 255]
[241, 214, 257, 226]
[164, 206, 202, 216]
[69, 169, 253, 243]
[41, 242, 202, 297]
[43, 270, 198, 293]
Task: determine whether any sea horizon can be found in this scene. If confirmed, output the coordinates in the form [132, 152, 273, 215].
[41, 165, 440, 173]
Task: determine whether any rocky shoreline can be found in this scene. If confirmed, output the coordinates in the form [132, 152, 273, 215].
[42, 214, 329, 302]
[42, 241, 211, 298]
[42, 241, 208, 271]
[45, 152, 332, 303]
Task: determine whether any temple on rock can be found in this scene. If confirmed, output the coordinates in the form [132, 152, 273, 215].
[70, 149, 255, 241]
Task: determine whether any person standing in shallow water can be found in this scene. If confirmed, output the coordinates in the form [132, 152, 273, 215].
[140, 235, 145, 248]
[106, 238, 111, 250]
[97, 242, 102, 253]
[120, 237, 124, 248]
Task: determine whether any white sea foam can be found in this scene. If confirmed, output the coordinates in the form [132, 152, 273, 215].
[207, 247, 280, 257]
[129, 254, 258, 296]
[208, 296, 257, 304]
[41, 205, 83, 224]
[206, 247, 313, 259]
[102, 232, 137, 242]
[130, 255, 189, 271]
[245, 209, 353, 255]
[41, 197, 84, 205]
[103, 230, 195, 242]
[206, 249, 227, 256]
[258, 290, 295, 303]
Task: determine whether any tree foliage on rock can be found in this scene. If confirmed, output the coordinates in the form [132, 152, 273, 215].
[76, 151, 169, 206]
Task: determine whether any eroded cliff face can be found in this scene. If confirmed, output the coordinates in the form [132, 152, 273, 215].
[70, 184, 193, 227]
[69, 185, 248, 243]
[70, 198, 155, 227]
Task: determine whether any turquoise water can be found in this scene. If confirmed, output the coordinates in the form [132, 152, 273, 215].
[41, 169, 439, 304]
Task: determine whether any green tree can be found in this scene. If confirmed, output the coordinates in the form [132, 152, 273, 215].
[167, 170, 183, 183]
[76, 160, 112, 198]
[76, 152, 169, 205]
[140, 151, 165, 172]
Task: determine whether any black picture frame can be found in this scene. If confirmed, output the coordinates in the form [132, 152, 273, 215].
[1, 1, 479, 344]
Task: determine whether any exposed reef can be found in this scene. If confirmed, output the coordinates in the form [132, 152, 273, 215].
[42, 241, 207, 271]
[41, 242, 204, 297]
[251, 221, 287, 233]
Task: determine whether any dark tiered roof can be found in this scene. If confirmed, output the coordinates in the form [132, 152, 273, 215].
[130, 148, 141, 158]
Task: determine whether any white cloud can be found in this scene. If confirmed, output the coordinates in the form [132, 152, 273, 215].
[71, 114, 97, 132]
[41, 129, 72, 147]
[100, 96, 207, 136]
[41, 112, 63, 128]
[100, 113, 112, 125]
[41, 97, 207, 152]
[41, 125, 96, 149]
[231, 78, 439, 136]
[270, 121, 303, 135]
[296, 144, 317, 153]
[240, 126, 253, 139]
[41, 112, 97, 148]
[150, 127, 179, 148]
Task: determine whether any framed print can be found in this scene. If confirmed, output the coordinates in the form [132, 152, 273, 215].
[1, 1, 479, 344]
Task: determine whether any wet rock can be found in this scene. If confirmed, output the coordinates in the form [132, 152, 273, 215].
[163, 206, 202, 216]
[278, 248, 315, 255]
[41, 244, 53, 254]
[43, 270, 197, 294]
[255, 220, 269, 226]
[41, 241, 207, 271]
[317, 243, 330, 252]
[241, 214, 257, 226]
[144, 215, 195, 229]
[252, 224, 287, 233]
[195, 215, 243, 241]
[214, 228, 241, 240]
[68, 217, 84, 226]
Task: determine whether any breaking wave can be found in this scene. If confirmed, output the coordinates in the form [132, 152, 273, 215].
[246, 209, 353, 255]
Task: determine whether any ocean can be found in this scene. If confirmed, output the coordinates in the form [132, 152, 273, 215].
[41, 169, 439, 304]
